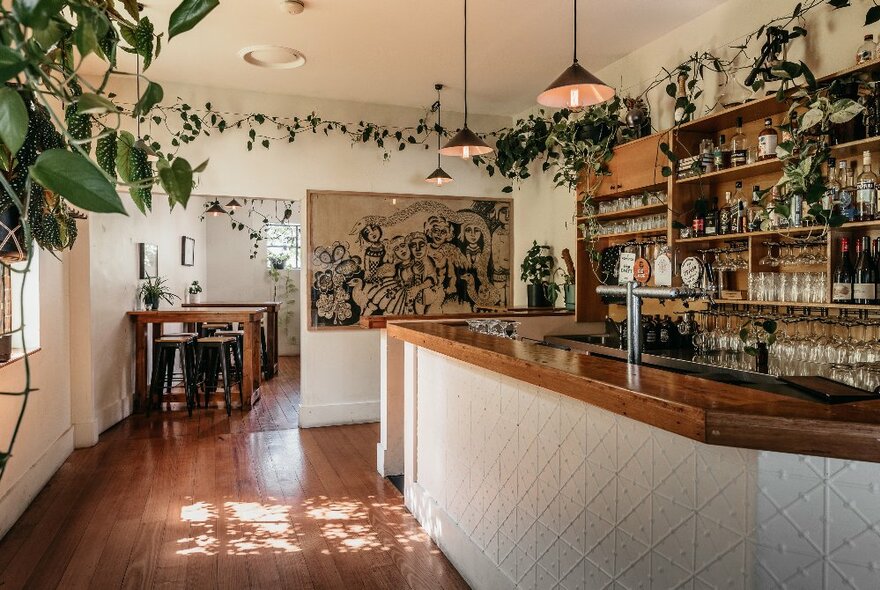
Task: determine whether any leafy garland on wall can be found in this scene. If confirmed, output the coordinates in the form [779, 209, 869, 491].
[148, 1, 878, 258]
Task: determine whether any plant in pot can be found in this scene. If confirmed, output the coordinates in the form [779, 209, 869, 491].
[187, 281, 203, 304]
[138, 277, 180, 311]
[520, 241, 556, 308]
[739, 318, 777, 374]
[268, 251, 289, 271]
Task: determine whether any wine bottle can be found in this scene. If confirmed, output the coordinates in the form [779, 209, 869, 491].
[833, 237, 854, 303]
[854, 236, 876, 304]
[857, 150, 877, 220]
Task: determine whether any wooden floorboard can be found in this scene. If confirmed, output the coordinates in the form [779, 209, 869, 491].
[0, 356, 468, 590]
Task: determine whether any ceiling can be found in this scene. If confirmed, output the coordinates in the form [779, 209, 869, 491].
[101, 0, 726, 116]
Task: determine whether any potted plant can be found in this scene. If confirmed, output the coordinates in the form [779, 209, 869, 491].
[268, 251, 289, 270]
[186, 281, 203, 304]
[138, 276, 180, 311]
[740, 319, 777, 374]
[520, 241, 556, 308]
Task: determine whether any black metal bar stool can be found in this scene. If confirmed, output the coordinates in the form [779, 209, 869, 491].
[148, 335, 198, 416]
[215, 329, 245, 382]
[231, 322, 271, 379]
[200, 322, 233, 337]
[196, 336, 243, 416]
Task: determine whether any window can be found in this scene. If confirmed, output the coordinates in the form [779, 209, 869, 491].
[265, 223, 302, 270]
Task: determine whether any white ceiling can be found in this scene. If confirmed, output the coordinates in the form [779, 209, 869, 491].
[107, 0, 725, 116]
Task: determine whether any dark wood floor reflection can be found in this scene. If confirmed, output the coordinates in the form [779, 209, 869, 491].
[0, 357, 469, 589]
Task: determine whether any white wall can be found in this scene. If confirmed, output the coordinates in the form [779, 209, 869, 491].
[204, 199, 302, 355]
[0, 253, 73, 537]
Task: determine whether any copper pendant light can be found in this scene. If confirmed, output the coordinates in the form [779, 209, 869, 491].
[440, 0, 493, 159]
[537, 0, 615, 109]
[206, 200, 227, 216]
[226, 198, 242, 211]
[426, 84, 454, 186]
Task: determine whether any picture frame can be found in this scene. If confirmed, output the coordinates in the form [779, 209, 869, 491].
[138, 243, 158, 279]
[181, 236, 195, 266]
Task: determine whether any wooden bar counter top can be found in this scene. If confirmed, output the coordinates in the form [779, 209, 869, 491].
[388, 321, 880, 463]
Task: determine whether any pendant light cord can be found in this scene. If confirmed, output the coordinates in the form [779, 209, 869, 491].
[573, 0, 578, 64]
[436, 86, 442, 165]
[463, 0, 468, 127]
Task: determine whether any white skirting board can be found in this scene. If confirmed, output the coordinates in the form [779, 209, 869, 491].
[298, 400, 380, 427]
[407, 481, 514, 590]
[0, 426, 74, 538]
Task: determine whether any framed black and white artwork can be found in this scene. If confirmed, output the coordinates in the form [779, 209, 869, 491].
[138, 243, 158, 279]
[181, 236, 195, 266]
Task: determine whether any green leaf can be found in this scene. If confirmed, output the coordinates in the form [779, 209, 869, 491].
[115, 130, 136, 182]
[30, 149, 126, 214]
[800, 107, 824, 130]
[134, 81, 163, 116]
[744, 346, 758, 357]
[76, 93, 117, 115]
[0, 87, 28, 154]
[0, 46, 26, 82]
[867, 5, 880, 25]
[193, 159, 209, 173]
[12, 0, 64, 29]
[829, 99, 864, 124]
[169, 0, 220, 40]
[157, 157, 193, 206]
[73, 17, 100, 58]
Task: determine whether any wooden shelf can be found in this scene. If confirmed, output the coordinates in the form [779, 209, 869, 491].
[675, 158, 782, 185]
[716, 299, 880, 311]
[830, 136, 880, 158]
[676, 225, 825, 243]
[579, 227, 666, 242]
[579, 203, 668, 222]
[590, 181, 667, 202]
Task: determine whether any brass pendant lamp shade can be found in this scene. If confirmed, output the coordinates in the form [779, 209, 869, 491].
[427, 84, 454, 186]
[440, 0, 493, 159]
[206, 201, 227, 216]
[537, 0, 615, 109]
[226, 198, 242, 211]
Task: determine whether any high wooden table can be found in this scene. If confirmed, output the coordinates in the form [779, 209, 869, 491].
[128, 307, 266, 411]
[182, 301, 281, 376]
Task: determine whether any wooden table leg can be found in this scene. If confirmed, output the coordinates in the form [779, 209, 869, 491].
[242, 319, 261, 408]
[134, 321, 147, 413]
[266, 308, 279, 377]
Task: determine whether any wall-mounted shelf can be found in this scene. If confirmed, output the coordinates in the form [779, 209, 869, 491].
[716, 300, 880, 311]
[579, 227, 666, 242]
[675, 158, 782, 185]
[830, 136, 880, 158]
[591, 181, 668, 202]
[580, 203, 668, 222]
[676, 225, 826, 243]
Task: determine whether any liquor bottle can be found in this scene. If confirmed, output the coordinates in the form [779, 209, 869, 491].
[823, 157, 840, 214]
[857, 150, 877, 220]
[833, 237, 854, 303]
[705, 197, 719, 236]
[857, 34, 876, 64]
[673, 73, 688, 124]
[692, 195, 707, 236]
[719, 191, 732, 235]
[659, 316, 677, 349]
[766, 185, 781, 230]
[733, 181, 747, 233]
[731, 117, 748, 167]
[874, 238, 880, 282]
[854, 236, 877, 304]
[748, 185, 764, 231]
[713, 135, 728, 170]
[757, 118, 778, 160]
[644, 316, 659, 350]
[841, 161, 858, 222]
[790, 189, 803, 228]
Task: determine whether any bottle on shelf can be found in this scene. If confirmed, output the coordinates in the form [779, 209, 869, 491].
[719, 191, 732, 235]
[833, 237, 854, 303]
[854, 236, 877, 304]
[757, 118, 778, 160]
[731, 116, 748, 167]
[692, 194, 707, 237]
[673, 73, 688, 124]
[857, 33, 876, 65]
[841, 160, 859, 222]
[823, 157, 840, 215]
[733, 181, 748, 233]
[857, 150, 877, 220]
[713, 135, 730, 171]
[705, 197, 719, 236]
[873, 238, 880, 281]
[659, 316, 678, 349]
[766, 185, 781, 230]
[858, 83, 877, 141]
[748, 185, 764, 231]
[790, 187, 803, 228]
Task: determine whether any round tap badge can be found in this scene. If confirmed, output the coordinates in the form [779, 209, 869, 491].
[633, 257, 652, 284]
[680, 256, 704, 289]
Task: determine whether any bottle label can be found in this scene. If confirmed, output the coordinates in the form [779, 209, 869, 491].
[732, 150, 747, 166]
[705, 222, 716, 235]
[857, 179, 875, 204]
[822, 189, 836, 211]
[854, 283, 876, 301]
[758, 135, 777, 158]
[833, 283, 853, 301]
[659, 328, 670, 344]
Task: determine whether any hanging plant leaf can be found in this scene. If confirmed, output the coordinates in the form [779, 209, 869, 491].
[96, 130, 118, 177]
[0, 87, 29, 155]
[29, 149, 126, 214]
[169, 0, 220, 40]
[157, 156, 193, 207]
[133, 81, 164, 117]
[0, 47, 27, 83]
[12, 0, 65, 29]
[867, 5, 880, 25]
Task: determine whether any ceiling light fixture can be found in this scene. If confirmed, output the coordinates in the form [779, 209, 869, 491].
[440, 0, 493, 160]
[226, 198, 242, 211]
[239, 45, 306, 69]
[206, 200, 227, 216]
[537, 0, 615, 109]
[426, 84, 453, 187]
[281, 0, 305, 14]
